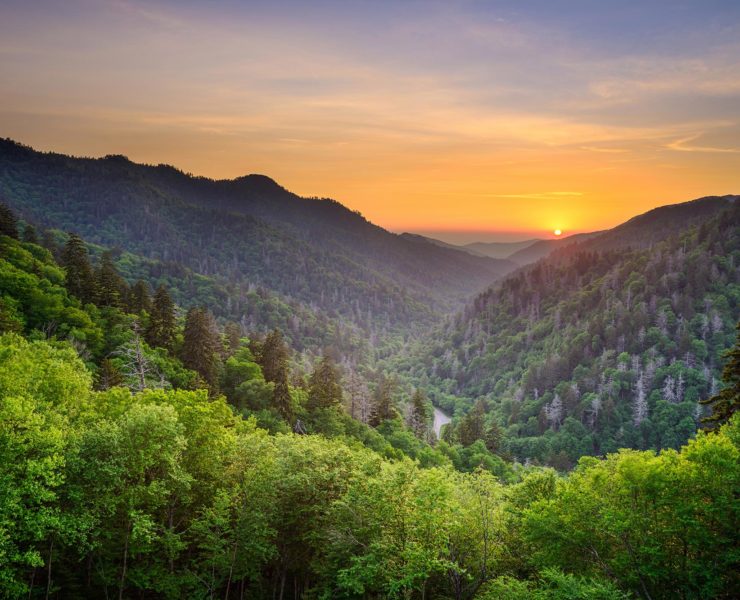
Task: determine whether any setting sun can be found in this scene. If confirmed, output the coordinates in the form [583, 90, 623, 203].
[554, 229, 562, 236]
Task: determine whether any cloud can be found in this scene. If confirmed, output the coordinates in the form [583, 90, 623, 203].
[666, 133, 740, 153]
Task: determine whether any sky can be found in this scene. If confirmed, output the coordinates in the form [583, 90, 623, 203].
[1, 1, 739, 243]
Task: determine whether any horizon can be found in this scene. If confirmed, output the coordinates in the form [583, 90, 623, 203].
[2, 0, 739, 236]
[4, 135, 719, 245]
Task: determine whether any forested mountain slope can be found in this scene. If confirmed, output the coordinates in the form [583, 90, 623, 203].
[402, 197, 739, 466]
[506, 232, 600, 265]
[466, 238, 541, 259]
[0, 139, 513, 334]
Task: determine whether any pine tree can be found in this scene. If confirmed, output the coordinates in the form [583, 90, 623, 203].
[61, 233, 96, 304]
[459, 399, 486, 446]
[96, 251, 126, 307]
[408, 388, 428, 439]
[0, 201, 19, 239]
[307, 355, 343, 411]
[258, 330, 295, 420]
[369, 375, 397, 427]
[259, 329, 290, 384]
[701, 319, 740, 429]
[128, 280, 152, 314]
[21, 224, 38, 244]
[145, 285, 176, 351]
[273, 379, 294, 422]
[223, 322, 242, 357]
[484, 420, 503, 454]
[181, 307, 222, 392]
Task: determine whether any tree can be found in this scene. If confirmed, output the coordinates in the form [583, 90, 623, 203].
[408, 388, 429, 439]
[181, 307, 222, 392]
[96, 251, 126, 308]
[145, 285, 176, 351]
[259, 329, 290, 385]
[369, 375, 397, 426]
[97, 358, 124, 390]
[344, 369, 370, 422]
[223, 322, 242, 357]
[21, 224, 38, 244]
[701, 319, 740, 429]
[307, 355, 342, 411]
[258, 330, 294, 420]
[633, 371, 648, 426]
[61, 233, 96, 304]
[116, 325, 161, 392]
[127, 280, 152, 314]
[459, 400, 486, 446]
[0, 201, 19, 239]
[484, 420, 503, 454]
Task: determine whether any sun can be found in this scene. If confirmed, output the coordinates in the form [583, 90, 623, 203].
[553, 229, 562, 236]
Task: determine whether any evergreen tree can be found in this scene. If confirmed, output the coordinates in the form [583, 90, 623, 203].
[96, 251, 126, 308]
[258, 329, 295, 420]
[458, 399, 486, 446]
[307, 355, 342, 411]
[369, 375, 397, 426]
[408, 388, 428, 439]
[484, 420, 503, 454]
[181, 307, 222, 392]
[274, 378, 294, 422]
[223, 321, 242, 357]
[61, 233, 96, 304]
[145, 285, 176, 351]
[96, 358, 124, 390]
[0, 201, 19, 239]
[701, 319, 740, 429]
[128, 280, 152, 314]
[21, 224, 38, 244]
[259, 329, 290, 384]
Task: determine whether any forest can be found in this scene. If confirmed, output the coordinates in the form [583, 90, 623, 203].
[0, 152, 739, 599]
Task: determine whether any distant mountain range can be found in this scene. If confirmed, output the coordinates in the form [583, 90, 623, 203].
[0, 139, 515, 343]
[404, 232, 603, 265]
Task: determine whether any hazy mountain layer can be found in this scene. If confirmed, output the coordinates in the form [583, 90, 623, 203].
[0, 139, 514, 336]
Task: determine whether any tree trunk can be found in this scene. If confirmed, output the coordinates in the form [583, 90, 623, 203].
[225, 542, 237, 599]
[119, 524, 130, 600]
[279, 570, 286, 600]
[45, 538, 54, 600]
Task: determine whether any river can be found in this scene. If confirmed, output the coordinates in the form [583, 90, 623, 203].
[432, 405, 451, 438]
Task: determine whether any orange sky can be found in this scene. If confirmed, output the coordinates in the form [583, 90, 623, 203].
[1, 1, 739, 242]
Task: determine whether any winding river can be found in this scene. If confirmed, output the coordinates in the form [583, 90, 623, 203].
[432, 405, 452, 438]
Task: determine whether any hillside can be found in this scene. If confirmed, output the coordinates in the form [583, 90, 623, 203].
[2, 200, 738, 600]
[506, 232, 601, 265]
[466, 238, 541, 259]
[398, 197, 739, 467]
[0, 139, 514, 336]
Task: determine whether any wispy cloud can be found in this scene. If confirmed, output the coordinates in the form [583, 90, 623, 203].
[666, 133, 740, 153]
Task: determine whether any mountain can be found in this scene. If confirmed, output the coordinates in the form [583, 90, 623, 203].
[465, 238, 541, 259]
[506, 232, 601, 265]
[399, 196, 739, 467]
[399, 232, 487, 256]
[0, 139, 515, 338]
